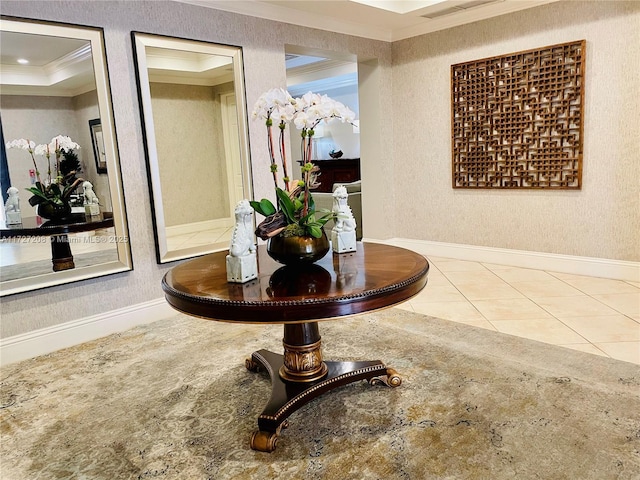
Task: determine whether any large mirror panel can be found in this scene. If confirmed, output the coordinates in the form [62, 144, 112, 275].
[132, 33, 252, 263]
[0, 17, 132, 296]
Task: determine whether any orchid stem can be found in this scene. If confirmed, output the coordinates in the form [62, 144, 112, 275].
[279, 125, 290, 192]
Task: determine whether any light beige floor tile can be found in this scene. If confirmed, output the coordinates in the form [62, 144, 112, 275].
[446, 318, 498, 331]
[491, 268, 558, 283]
[395, 301, 414, 312]
[594, 342, 640, 365]
[453, 281, 525, 300]
[443, 271, 503, 285]
[510, 280, 584, 299]
[481, 262, 514, 271]
[558, 315, 640, 343]
[473, 298, 554, 321]
[490, 318, 588, 345]
[424, 272, 453, 286]
[424, 256, 457, 264]
[409, 301, 486, 323]
[387, 253, 638, 363]
[559, 343, 609, 357]
[591, 293, 640, 317]
[425, 257, 442, 274]
[548, 272, 640, 295]
[412, 284, 466, 303]
[534, 296, 620, 318]
[431, 260, 490, 272]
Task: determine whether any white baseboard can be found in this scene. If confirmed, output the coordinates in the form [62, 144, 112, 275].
[0, 298, 175, 366]
[369, 237, 639, 282]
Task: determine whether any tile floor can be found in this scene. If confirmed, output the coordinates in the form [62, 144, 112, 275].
[166, 226, 233, 252]
[397, 256, 640, 365]
[0, 228, 116, 267]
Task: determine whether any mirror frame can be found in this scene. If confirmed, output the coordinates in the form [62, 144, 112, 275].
[0, 17, 132, 296]
[132, 32, 253, 264]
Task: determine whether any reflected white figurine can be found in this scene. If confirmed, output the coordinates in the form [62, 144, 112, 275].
[226, 199, 257, 283]
[4, 187, 22, 225]
[331, 185, 357, 253]
[82, 181, 100, 216]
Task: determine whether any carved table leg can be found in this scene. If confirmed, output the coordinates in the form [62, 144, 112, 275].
[246, 321, 402, 452]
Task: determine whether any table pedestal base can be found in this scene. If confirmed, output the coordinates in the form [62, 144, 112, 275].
[51, 234, 75, 271]
[246, 348, 401, 452]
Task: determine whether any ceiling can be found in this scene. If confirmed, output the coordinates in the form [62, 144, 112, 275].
[177, 0, 558, 42]
[0, 31, 95, 96]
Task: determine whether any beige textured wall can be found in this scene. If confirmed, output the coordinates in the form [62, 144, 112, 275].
[391, 1, 640, 261]
[150, 83, 227, 227]
[0, 0, 391, 338]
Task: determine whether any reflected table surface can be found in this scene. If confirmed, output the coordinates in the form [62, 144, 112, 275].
[0, 212, 114, 271]
[162, 242, 429, 452]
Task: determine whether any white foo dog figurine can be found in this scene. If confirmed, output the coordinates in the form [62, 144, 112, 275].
[331, 185, 357, 253]
[4, 187, 22, 225]
[82, 181, 100, 216]
[226, 199, 258, 283]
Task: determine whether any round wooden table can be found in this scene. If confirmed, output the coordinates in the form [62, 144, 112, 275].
[162, 242, 429, 452]
[0, 212, 114, 271]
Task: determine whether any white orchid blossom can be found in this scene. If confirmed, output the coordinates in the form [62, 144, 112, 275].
[49, 135, 80, 154]
[5, 138, 36, 152]
[251, 88, 358, 235]
[5, 135, 82, 207]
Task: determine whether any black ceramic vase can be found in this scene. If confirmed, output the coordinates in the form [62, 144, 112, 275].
[37, 201, 72, 221]
[267, 229, 330, 266]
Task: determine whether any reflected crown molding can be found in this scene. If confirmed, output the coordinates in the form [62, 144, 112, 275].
[1, 42, 94, 96]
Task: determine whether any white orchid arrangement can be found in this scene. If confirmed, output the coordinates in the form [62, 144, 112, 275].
[5, 135, 82, 207]
[251, 88, 357, 239]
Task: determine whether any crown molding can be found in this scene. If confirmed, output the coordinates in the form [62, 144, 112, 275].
[174, 0, 559, 42]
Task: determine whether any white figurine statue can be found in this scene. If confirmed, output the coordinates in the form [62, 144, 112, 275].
[226, 199, 258, 283]
[4, 187, 22, 225]
[82, 181, 100, 216]
[331, 185, 357, 253]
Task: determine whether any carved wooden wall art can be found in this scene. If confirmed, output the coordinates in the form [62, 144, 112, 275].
[451, 40, 585, 189]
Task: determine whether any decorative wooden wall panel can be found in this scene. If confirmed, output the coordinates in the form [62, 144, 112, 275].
[451, 40, 585, 189]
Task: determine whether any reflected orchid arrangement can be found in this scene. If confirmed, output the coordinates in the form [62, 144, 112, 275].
[250, 88, 357, 239]
[6, 135, 83, 207]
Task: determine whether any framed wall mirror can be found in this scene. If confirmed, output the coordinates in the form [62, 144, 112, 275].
[0, 17, 132, 296]
[132, 32, 252, 263]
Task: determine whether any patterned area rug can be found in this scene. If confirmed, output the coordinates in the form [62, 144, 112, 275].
[1, 310, 639, 479]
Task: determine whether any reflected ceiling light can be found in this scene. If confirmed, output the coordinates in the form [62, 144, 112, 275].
[17, 58, 29, 64]
[349, 0, 448, 14]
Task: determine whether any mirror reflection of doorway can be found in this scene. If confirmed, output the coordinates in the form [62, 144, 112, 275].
[132, 32, 252, 263]
[285, 47, 362, 238]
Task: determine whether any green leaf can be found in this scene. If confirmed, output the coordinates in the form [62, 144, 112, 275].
[249, 199, 276, 217]
[276, 188, 296, 223]
[48, 183, 62, 197]
[26, 187, 51, 204]
[307, 194, 316, 212]
[259, 198, 276, 216]
[314, 210, 336, 226]
[307, 225, 322, 238]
